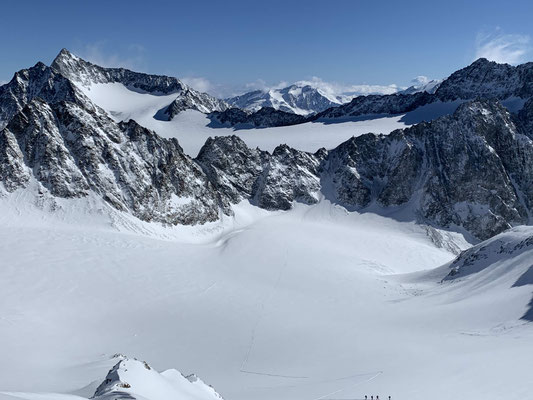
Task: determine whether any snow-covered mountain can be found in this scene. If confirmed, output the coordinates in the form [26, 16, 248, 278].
[0, 62, 225, 225]
[199, 100, 533, 240]
[0, 61, 87, 130]
[3, 67, 533, 240]
[51, 49, 229, 118]
[93, 356, 224, 400]
[225, 83, 344, 115]
[315, 58, 533, 121]
[434, 225, 533, 321]
[3, 50, 533, 240]
[436, 57, 533, 101]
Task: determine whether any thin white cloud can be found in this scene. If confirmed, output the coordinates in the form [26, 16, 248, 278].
[75, 42, 146, 70]
[410, 76, 430, 85]
[244, 79, 269, 91]
[181, 76, 212, 93]
[243, 79, 289, 92]
[475, 30, 531, 64]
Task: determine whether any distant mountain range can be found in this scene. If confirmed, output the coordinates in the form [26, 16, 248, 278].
[215, 58, 533, 127]
[225, 84, 345, 115]
[224, 79, 442, 116]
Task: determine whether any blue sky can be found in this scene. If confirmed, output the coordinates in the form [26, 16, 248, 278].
[1, 0, 533, 97]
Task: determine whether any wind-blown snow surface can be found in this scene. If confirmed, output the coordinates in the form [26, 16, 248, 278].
[76, 83, 408, 156]
[0, 190, 532, 400]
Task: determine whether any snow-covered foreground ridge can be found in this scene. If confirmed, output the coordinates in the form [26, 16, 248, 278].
[3, 356, 224, 400]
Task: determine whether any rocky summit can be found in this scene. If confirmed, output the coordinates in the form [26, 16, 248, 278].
[52, 48, 229, 116]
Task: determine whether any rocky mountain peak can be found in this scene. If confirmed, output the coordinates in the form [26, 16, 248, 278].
[52, 49, 229, 117]
[0, 61, 88, 129]
[51, 48, 189, 94]
[434, 57, 532, 101]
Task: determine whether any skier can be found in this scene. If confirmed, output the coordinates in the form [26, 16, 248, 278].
[365, 396, 367, 400]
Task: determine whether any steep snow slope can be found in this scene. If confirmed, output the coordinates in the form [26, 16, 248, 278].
[0, 191, 531, 400]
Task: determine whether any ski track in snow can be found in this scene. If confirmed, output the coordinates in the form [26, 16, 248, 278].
[239, 249, 307, 379]
[0, 193, 532, 400]
[1, 194, 532, 400]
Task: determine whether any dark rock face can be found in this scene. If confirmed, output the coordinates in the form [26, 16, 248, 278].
[0, 97, 224, 225]
[514, 97, 533, 139]
[3, 94, 531, 239]
[435, 58, 533, 101]
[209, 107, 307, 128]
[51, 49, 187, 94]
[255, 144, 323, 210]
[3, 52, 533, 242]
[0, 61, 88, 129]
[159, 88, 229, 120]
[196, 135, 268, 204]
[195, 136, 322, 210]
[314, 92, 434, 120]
[200, 100, 533, 240]
[323, 100, 531, 240]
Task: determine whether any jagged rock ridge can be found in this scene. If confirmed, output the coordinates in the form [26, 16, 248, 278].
[0, 96, 225, 225]
[196, 136, 324, 210]
[208, 107, 307, 128]
[0, 61, 89, 129]
[52, 49, 229, 116]
[316, 58, 533, 121]
[198, 100, 533, 240]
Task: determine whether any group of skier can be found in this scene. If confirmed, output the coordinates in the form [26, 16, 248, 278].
[364, 396, 391, 400]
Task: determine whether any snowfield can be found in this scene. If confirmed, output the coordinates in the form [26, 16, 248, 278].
[77, 82, 505, 158]
[0, 189, 531, 400]
[76, 82, 408, 156]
